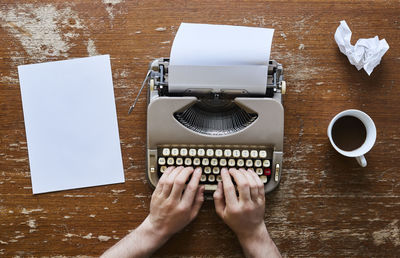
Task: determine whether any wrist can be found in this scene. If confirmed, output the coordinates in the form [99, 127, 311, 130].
[236, 224, 280, 258]
[237, 224, 271, 251]
[140, 216, 172, 243]
[101, 217, 173, 258]
[236, 223, 269, 243]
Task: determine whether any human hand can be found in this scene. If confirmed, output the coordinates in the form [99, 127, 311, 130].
[213, 168, 266, 239]
[146, 166, 205, 239]
[214, 168, 281, 258]
[101, 166, 205, 258]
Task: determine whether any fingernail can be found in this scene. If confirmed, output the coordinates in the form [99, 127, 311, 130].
[195, 167, 202, 173]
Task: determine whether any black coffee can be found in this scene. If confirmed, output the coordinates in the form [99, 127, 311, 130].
[331, 115, 366, 151]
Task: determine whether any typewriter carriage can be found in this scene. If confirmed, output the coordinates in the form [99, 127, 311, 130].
[147, 58, 285, 98]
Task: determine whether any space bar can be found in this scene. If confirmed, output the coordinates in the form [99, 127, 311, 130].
[204, 184, 218, 191]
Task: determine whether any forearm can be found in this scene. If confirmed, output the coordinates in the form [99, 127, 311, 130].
[237, 224, 281, 258]
[101, 217, 170, 258]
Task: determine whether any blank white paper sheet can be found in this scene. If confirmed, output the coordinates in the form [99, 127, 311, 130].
[18, 55, 125, 194]
[169, 23, 274, 95]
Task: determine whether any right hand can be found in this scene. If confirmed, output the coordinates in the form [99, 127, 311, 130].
[213, 168, 266, 239]
[213, 168, 281, 258]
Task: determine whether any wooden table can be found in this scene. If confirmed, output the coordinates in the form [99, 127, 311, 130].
[1, 0, 399, 256]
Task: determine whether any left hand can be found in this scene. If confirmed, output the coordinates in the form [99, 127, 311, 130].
[101, 167, 204, 258]
[146, 166, 205, 238]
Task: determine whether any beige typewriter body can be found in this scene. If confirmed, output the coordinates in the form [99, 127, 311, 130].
[145, 58, 285, 196]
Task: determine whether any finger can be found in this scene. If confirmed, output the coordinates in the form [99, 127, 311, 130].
[170, 167, 194, 200]
[213, 181, 225, 217]
[229, 168, 251, 202]
[182, 167, 202, 205]
[190, 185, 205, 220]
[249, 168, 265, 198]
[240, 168, 258, 201]
[221, 168, 238, 206]
[162, 166, 184, 197]
[154, 166, 175, 196]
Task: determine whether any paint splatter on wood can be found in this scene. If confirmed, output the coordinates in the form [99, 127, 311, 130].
[0, 4, 85, 60]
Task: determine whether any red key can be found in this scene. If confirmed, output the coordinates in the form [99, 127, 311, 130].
[264, 168, 271, 176]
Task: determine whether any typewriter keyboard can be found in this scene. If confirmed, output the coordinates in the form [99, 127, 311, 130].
[157, 146, 273, 189]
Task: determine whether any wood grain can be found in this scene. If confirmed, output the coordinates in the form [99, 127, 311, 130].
[0, 0, 399, 257]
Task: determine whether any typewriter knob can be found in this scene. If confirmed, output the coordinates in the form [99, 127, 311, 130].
[150, 59, 159, 70]
[280, 81, 286, 94]
[149, 79, 155, 91]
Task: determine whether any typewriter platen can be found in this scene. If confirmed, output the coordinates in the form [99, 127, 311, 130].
[144, 57, 286, 196]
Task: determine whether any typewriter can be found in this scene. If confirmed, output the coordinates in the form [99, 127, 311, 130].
[140, 57, 286, 196]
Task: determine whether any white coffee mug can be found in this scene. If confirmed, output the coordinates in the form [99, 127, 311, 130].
[327, 109, 376, 167]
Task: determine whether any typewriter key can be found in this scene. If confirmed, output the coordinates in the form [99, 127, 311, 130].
[254, 160, 262, 167]
[176, 158, 183, 166]
[171, 148, 179, 156]
[189, 148, 197, 157]
[233, 150, 241, 158]
[162, 148, 170, 156]
[263, 160, 270, 167]
[204, 167, 211, 174]
[167, 157, 174, 165]
[184, 158, 192, 166]
[224, 149, 232, 157]
[180, 148, 188, 156]
[259, 150, 267, 158]
[219, 159, 227, 166]
[211, 158, 218, 166]
[158, 157, 166, 165]
[260, 175, 268, 183]
[256, 168, 263, 175]
[212, 167, 220, 174]
[250, 150, 258, 158]
[208, 175, 215, 182]
[215, 149, 223, 157]
[193, 158, 201, 166]
[197, 148, 205, 157]
[204, 185, 218, 191]
[246, 159, 253, 167]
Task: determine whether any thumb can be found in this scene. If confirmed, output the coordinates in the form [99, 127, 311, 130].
[190, 185, 205, 220]
[213, 181, 225, 217]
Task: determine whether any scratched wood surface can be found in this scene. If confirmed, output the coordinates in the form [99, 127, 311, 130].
[0, 0, 399, 257]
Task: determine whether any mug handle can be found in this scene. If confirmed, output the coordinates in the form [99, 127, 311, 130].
[356, 155, 367, 167]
